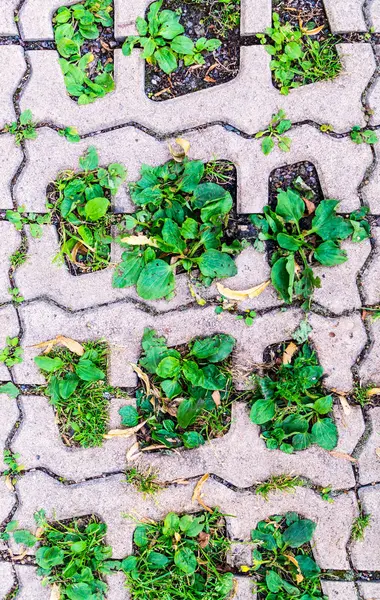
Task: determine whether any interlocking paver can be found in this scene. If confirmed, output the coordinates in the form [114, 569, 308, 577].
[358, 582, 380, 598]
[16, 125, 371, 214]
[0, 46, 25, 129]
[2, 0, 19, 35]
[321, 581, 358, 600]
[21, 44, 374, 134]
[13, 300, 303, 387]
[0, 561, 14, 598]
[357, 407, 380, 485]
[351, 485, 380, 570]
[0, 482, 16, 528]
[0, 222, 20, 304]
[359, 318, 380, 385]
[0, 135, 22, 210]
[362, 227, 380, 306]
[324, 0, 367, 32]
[0, 393, 19, 471]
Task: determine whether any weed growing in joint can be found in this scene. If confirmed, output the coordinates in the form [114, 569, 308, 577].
[255, 475, 305, 500]
[126, 466, 162, 497]
[8, 287, 24, 304]
[0, 337, 23, 368]
[257, 13, 341, 95]
[350, 126, 378, 145]
[351, 510, 371, 541]
[34, 340, 125, 448]
[250, 342, 338, 453]
[4, 110, 37, 145]
[3, 450, 24, 480]
[248, 513, 325, 599]
[123, 0, 221, 74]
[120, 328, 235, 449]
[58, 126, 81, 143]
[186, 0, 240, 38]
[6, 206, 51, 237]
[125, 509, 234, 600]
[49, 146, 126, 273]
[256, 110, 292, 155]
[10, 247, 28, 268]
[53, 0, 114, 103]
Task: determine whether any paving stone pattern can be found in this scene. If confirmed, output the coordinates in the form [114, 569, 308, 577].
[1, 0, 380, 598]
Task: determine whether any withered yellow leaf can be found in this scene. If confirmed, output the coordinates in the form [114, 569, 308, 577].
[104, 420, 147, 439]
[283, 342, 298, 365]
[5, 474, 14, 491]
[168, 138, 191, 162]
[130, 363, 151, 396]
[192, 473, 213, 512]
[216, 280, 270, 301]
[50, 584, 61, 600]
[330, 451, 357, 463]
[120, 235, 158, 247]
[212, 390, 221, 407]
[126, 441, 140, 462]
[367, 388, 380, 397]
[376, 448, 380, 459]
[338, 395, 351, 415]
[31, 335, 84, 356]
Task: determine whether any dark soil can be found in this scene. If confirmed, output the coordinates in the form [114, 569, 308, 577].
[269, 161, 323, 210]
[145, 0, 240, 101]
[273, 0, 329, 34]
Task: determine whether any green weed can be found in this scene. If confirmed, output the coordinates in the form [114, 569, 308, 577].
[250, 342, 338, 453]
[3, 450, 24, 478]
[256, 475, 305, 500]
[350, 126, 378, 145]
[123, 0, 221, 74]
[4, 110, 37, 145]
[126, 466, 162, 496]
[8, 287, 24, 304]
[6, 206, 50, 237]
[0, 337, 23, 368]
[10, 246, 28, 268]
[58, 126, 81, 143]
[351, 511, 371, 541]
[256, 109, 292, 155]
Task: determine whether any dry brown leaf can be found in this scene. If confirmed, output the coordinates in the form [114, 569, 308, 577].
[174, 532, 181, 542]
[31, 335, 84, 356]
[338, 395, 351, 415]
[367, 388, 380, 397]
[120, 235, 158, 247]
[376, 448, 380, 459]
[303, 198, 315, 215]
[192, 473, 213, 513]
[104, 420, 147, 439]
[212, 390, 221, 407]
[50, 584, 61, 600]
[126, 441, 140, 462]
[35, 527, 44, 539]
[231, 577, 239, 599]
[141, 444, 169, 452]
[130, 364, 151, 396]
[168, 138, 191, 162]
[5, 474, 14, 492]
[12, 549, 28, 561]
[298, 18, 325, 35]
[330, 451, 357, 463]
[282, 342, 298, 365]
[198, 532, 210, 548]
[284, 554, 304, 583]
[216, 280, 270, 301]
[204, 75, 216, 83]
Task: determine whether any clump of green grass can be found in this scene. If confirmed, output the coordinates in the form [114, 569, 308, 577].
[256, 474, 305, 500]
[10, 246, 28, 268]
[125, 509, 234, 600]
[126, 467, 162, 497]
[34, 341, 125, 448]
[351, 511, 371, 541]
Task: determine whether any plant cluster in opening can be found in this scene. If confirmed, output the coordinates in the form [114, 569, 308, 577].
[250, 186, 370, 305]
[53, 0, 114, 103]
[250, 342, 338, 453]
[34, 340, 117, 448]
[256, 110, 292, 155]
[0, 336, 23, 367]
[113, 157, 241, 300]
[249, 513, 326, 599]
[122, 0, 221, 74]
[4, 110, 37, 145]
[125, 510, 234, 600]
[257, 13, 341, 95]
[49, 146, 126, 272]
[9, 511, 114, 600]
[120, 328, 235, 449]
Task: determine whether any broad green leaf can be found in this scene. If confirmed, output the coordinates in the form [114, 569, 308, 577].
[134, 526, 148, 547]
[121, 556, 138, 572]
[59, 373, 79, 399]
[119, 405, 139, 426]
[79, 146, 99, 171]
[179, 515, 204, 537]
[283, 518, 316, 547]
[147, 551, 170, 568]
[84, 197, 109, 221]
[34, 356, 64, 373]
[163, 513, 180, 536]
[66, 583, 93, 600]
[162, 219, 186, 253]
[154, 47, 178, 73]
[271, 255, 295, 303]
[262, 136, 275, 155]
[70, 540, 87, 553]
[174, 547, 197, 574]
[250, 399, 275, 425]
[161, 379, 182, 399]
[277, 232, 302, 251]
[190, 334, 235, 363]
[183, 431, 205, 448]
[156, 356, 181, 378]
[192, 183, 232, 220]
[311, 200, 352, 241]
[297, 554, 320, 577]
[181, 217, 199, 239]
[136, 260, 175, 299]
[197, 249, 237, 279]
[0, 382, 19, 398]
[182, 360, 205, 387]
[177, 397, 199, 429]
[313, 395, 333, 415]
[75, 359, 105, 382]
[311, 418, 338, 450]
[113, 251, 144, 288]
[292, 432, 313, 450]
[266, 570, 283, 593]
[171, 35, 194, 54]
[36, 546, 65, 570]
[314, 240, 347, 266]
[13, 529, 37, 547]
[276, 189, 304, 224]
[178, 161, 204, 193]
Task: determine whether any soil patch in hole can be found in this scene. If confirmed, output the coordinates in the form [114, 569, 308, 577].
[273, 0, 329, 34]
[145, 0, 240, 101]
[269, 161, 323, 210]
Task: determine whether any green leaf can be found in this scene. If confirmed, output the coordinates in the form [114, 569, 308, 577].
[136, 16, 148, 35]
[179, 515, 204, 537]
[311, 200, 353, 241]
[36, 546, 65, 570]
[79, 146, 99, 171]
[156, 356, 181, 378]
[297, 554, 320, 577]
[178, 161, 204, 193]
[283, 518, 316, 547]
[192, 183, 232, 221]
[174, 547, 197, 574]
[171, 35, 194, 54]
[19, 109, 33, 125]
[162, 219, 186, 253]
[121, 556, 138, 572]
[70, 540, 87, 553]
[277, 232, 302, 251]
[0, 382, 19, 398]
[181, 218, 199, 239]
[271, 255, 295, 303]
[66, 583, 93, 600]
[250, 399, 275, 425]
[147, 551, 170, 568]
[266, 570, 283, 593]
[136, 260, 175, 300]
[177, 397, 199, 429]
[292, 432, 313, 450]
[313, 395, 333, 415]
[197, 249, 237, 279]
[134, 526, 148, 547]
[34, 356, 64, 373]
[161, 379, 182, 399]
[163, 513, 180, 536]
[190, 334, 235, 363]
[113, 251, 144, 288]
[183, 431, 205, 448]
[311, 418, 338, 450]
[154, 47, 178, 73]
[314, 240, 347, 266]
[13, 529, 37, 547]
[84, 197, 109, 221]
[262, 136, 275, 155]
[119, 405, 139, 427]
[59, 373, 79, 399]
[276, 189, 304, 223]
[75, 359, 105, 382]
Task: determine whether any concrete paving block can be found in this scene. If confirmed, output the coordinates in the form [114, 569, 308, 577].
[0, 393, 19, 471]
[362, 227, 380, 306]
[358, 407, 380, 485]
[18, 0, 77, 40]
[14, 565, 50, 600]
[358, 581, 380, 599]
[313, 239, 372, 314]
[0, 478, 16, 526]
[0, 46, 25, 129]
[1, 0, 19, 35]
[333, 401, 365, 455]
[351, 485, 380, 570]
[321, 580, 359, 600]
[21, 44, 374, 134]
[16, 124, 370, 215]
[133, 402, 357, 490]
[0, 222, 21, 305]
[13, 300, 303, 387]
[0, 135, 22, 210]
[362, 142, 380, 213]
[309, 313, 367, 392]
[371, 1, 380, 31]
[359, 318, 380, 386]
[0, 561, 15, 598]
[324, 0, 367, 32]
